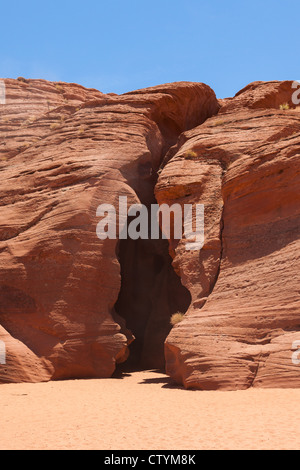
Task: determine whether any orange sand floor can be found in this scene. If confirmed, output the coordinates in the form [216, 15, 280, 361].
[0, 370, 299, 450]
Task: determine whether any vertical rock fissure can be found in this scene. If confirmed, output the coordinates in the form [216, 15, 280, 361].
[211, 203, 225, 297]
[112, 93, 221, 373]
[114, 209, 191, 373]
[200, 166, 227, 310]
[114, 237, 191, 372]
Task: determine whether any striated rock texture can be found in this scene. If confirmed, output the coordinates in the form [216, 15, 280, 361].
[157, 80, 300, 390]
[0, 78, 218, 383]
[1, 77, 300, 390]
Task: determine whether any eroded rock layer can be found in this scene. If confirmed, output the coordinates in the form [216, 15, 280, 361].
[0, 78, 219, 383]
[157, 81, 300, 390]
[1, 78, 300, 390]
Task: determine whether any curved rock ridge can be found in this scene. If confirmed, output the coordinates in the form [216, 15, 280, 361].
[219, 80, 299, 113]
[0, 78, 219, 383]
[156, 80, 300, 390]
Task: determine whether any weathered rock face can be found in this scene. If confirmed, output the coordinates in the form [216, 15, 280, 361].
[157, 81, 300, 390]
[1, 78, 300, 390]
[0, 78, 219, 383]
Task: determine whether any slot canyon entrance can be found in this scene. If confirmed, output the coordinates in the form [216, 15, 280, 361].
[114, 235, 191, 372]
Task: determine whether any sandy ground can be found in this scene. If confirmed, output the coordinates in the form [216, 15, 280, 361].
[0, 370, 299, 450]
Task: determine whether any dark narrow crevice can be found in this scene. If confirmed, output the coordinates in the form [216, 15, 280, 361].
[112, 104, 221, 373]
[112, 144, 192, 372]
[114, 235, 191, 373]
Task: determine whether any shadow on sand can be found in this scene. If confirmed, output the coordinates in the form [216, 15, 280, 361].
[112, 368, 196, 390]
[137, 369, 185, 390]
[111, 370, 132, 379]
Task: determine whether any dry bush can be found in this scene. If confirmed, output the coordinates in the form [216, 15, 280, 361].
[170, 312, 185, 326]
[184, 150, 197, 158]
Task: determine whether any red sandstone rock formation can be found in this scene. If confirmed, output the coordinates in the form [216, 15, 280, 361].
[157, 81, 300, 390]
[1, 78, 299, 390]
[0, 78, 218, 383]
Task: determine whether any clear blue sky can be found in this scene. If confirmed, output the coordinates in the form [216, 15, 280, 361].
[0, 0, 299, 98]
